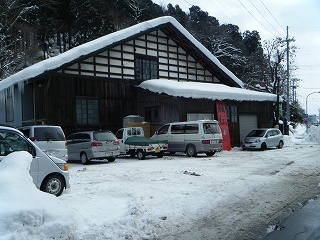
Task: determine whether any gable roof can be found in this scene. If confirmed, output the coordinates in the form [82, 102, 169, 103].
[0, 16, 244, 94]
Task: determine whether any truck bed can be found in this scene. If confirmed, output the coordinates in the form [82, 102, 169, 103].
[124, 136, 167, 146]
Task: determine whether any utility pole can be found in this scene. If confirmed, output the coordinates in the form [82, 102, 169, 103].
[286, 26, 290, 123]
[285, 26, 294, 134]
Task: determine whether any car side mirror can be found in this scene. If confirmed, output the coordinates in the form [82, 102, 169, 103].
[29, 145, 37, 157]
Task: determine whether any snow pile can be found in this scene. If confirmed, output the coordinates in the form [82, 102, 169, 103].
[305, 125, 320, 143]
[289, 124, 320, 144]
[0, 152, 147, 240]
[0, 152, 76, 240]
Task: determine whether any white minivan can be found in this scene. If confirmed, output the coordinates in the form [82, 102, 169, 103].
[0, 126, 70, 196]
[151, 120, 223, 157]
[18, 125, 68, 162]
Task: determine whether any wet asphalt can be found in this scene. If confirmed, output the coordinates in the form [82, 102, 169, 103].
[263, 197, 320, 240]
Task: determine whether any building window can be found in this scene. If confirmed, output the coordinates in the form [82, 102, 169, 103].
[6, 90, 14, 122]
[76, 98, 99, 125]
[135, 56, 158, 80]
[226, 106, 238, 123]
[145, 106, 160, 123]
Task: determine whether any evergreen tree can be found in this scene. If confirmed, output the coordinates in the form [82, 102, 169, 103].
[70, 0, 115, 47]
[165, 4, 188, 27]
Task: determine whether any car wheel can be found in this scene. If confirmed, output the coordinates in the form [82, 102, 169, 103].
[156, 152, 164, 158]
[260, 142, 267, 151]
[107, 157, 116, 162]
[128, 150, 136, 158]
[186, 144, 197, 157]
[278, 141, 284, 149]
[41, 174, 65, 196]
[205, 151, 216, 156]
[137, 150, 146, 160]
[80, 152, 89, 165]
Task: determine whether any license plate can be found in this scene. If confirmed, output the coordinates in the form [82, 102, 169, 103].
[155, 147, 160, 153]
[211, 140, 218, 144]
[47, 151, 55, 156]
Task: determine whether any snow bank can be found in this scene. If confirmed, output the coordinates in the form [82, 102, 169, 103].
[288, 124, 320, 144]
[0, 152, 76, 240]
[305, 125, 320, 143]
[0, 152, 143, 240]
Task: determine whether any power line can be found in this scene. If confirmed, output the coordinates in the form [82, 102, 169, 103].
[212, 0, 250, 30]
[259, 0, 286, 33]
[207, 0, 236, 24]
[248, 0, 285, 38]
[236, 0, 277, 38]
[181, 0, 192, 6]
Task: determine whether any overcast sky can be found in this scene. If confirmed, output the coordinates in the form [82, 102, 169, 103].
[153, 0, 320, 116]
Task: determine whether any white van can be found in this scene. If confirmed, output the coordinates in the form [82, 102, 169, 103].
[151, 120, 223, 157]
[18, 125, 68, 162]
[0, 126, 70, 196]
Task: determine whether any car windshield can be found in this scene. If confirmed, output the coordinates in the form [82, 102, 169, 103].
[34, 127, 64, 141]
[247, 130, 266, 137]
[94, 132, 115, 141]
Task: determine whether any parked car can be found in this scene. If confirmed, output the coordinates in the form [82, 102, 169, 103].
[241, 128, 284, 151]
[18, 125, 68, 162]
[0, 126, 70, 196]
[66, 130, 120, 164]
[151, 120, 223, 157]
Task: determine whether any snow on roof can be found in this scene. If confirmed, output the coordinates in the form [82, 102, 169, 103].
[0, 16, 243, 94]
[138, 79, 277, 102]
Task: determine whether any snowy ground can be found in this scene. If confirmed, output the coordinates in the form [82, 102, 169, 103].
[1, 125, 320, 240]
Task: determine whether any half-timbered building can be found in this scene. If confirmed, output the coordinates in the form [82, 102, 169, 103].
[0, 16, 277, 146]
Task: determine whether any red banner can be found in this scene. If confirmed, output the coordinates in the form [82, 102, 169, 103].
[216, 101, 232, 151]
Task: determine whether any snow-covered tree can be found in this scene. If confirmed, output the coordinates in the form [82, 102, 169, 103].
[263, 37, 287, 94]
[128, 0, 144, 23]
[0, 0, 38, 79]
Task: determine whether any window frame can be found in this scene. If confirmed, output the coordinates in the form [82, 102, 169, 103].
[226, 105, 238, 123]
[76, 98, 99, 125]
[135, 55, 159, 81]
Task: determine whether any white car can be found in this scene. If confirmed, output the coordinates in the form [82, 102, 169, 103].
[18, 125, 68, 162]
[0, 126, 70, 196]
[67, 130, 120, 164]
[242, 128, 284, 151]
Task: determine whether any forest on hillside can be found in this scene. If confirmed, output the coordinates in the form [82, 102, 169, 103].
[0, 0, 303, 121]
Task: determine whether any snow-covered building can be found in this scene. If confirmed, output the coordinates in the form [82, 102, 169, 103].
[0, 16, 277, 146]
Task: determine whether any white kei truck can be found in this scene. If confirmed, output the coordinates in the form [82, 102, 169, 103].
[115, 127, 168, 160]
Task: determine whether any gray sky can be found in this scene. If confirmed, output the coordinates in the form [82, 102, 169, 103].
[153, 0, 320, 116]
